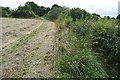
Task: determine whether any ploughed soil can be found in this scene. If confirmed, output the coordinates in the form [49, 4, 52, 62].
[0, 18, 57, 78]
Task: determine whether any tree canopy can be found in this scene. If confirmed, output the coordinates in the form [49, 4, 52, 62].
[117, 14, 120, 19]
[25, 1, 50, 16]
[1, 1, 117, 20]
[10, 5, 36, 18]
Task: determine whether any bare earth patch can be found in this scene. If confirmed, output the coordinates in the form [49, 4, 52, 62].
[1, 18, 56, 78]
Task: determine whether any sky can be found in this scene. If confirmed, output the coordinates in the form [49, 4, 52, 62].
[0, 0, 120, 18]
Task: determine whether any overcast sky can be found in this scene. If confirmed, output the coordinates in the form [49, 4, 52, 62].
[0, 0, 119, 17]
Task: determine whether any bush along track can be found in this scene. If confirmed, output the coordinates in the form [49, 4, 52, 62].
[55, 12, 120, 78]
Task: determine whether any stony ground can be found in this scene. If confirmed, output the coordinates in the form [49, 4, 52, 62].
[0, 18, 57, 78]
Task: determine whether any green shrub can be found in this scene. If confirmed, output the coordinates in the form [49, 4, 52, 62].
[11, 5, 36, 18]
[56, 49, 108, 78]
[70, 8, 90, 21]
[2, 9, 8, 17]
[57, 13, 72, 28]
[56, 14, 119, 78]
[91, 25, 120, 76]
[11, 10, 36, 18]
[1, 7, 9, 17]
[0, 7, 12, 17]
[46, 7, 63, 21]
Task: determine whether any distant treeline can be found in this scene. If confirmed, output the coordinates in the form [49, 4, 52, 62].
[0, 1, 120, 20]
[0, 2, 50, 18]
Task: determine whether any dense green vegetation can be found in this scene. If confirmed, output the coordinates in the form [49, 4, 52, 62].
[55, 13, 120, 78]
[0, 1, 50, 18]
[51, 5, 120, 78]
[1, 1, 120, 78]
[10, 5, 36, 18]
[46, 4, 63, 21]
[117, 14, 120, 19]
[0, 7, 12, 17]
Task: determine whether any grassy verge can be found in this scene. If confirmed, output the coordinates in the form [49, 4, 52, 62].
[54, 14, 119, 78]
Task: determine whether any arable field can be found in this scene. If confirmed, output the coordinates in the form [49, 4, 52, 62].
[0, 18, 56, 78]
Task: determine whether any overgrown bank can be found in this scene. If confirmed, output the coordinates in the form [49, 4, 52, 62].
[54, 9, 120, 78]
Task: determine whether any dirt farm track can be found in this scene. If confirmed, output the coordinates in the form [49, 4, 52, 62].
[0, 18, 57, 78]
